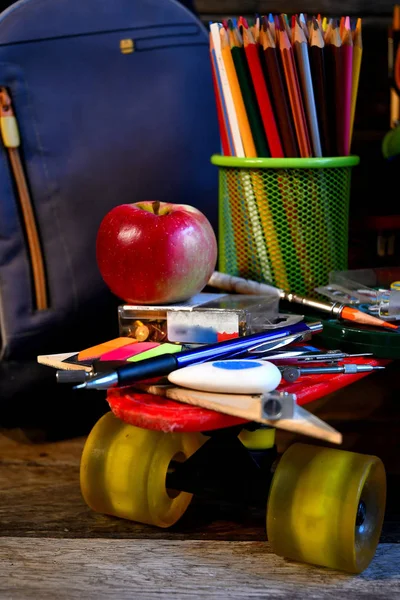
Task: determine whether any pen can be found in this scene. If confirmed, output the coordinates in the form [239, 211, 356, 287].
[74, 321, 323, 390]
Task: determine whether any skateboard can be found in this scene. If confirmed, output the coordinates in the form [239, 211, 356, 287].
[79, 355, 387, 574]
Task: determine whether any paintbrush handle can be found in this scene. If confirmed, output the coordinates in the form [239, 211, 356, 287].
[284, 293, 344, 316]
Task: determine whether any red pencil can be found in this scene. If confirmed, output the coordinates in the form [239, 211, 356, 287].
[278, 26, 312, 157]
[242, 25, 284, 157]
[259, 25, 299, 157]
[209, 34, 231, 155]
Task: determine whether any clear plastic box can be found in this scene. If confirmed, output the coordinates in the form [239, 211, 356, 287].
[118, 293, 302, 344]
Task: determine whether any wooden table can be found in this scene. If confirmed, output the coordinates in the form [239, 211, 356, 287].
[1, 365, 400, 599]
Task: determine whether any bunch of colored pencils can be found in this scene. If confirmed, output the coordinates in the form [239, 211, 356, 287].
[209, 14, 363, 158]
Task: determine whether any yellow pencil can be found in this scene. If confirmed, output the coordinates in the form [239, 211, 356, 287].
[220, 27, 257, 157]
[349, 18, 363, 147]
[219, 26, 289, 289]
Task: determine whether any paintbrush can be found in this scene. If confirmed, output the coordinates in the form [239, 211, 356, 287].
[207, 271, 399, 332]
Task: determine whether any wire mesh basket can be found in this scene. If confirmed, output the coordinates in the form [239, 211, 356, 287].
[212, 154, 360, 295]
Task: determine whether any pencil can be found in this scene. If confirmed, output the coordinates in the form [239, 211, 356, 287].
[324, 19, 342, 155]
[220, 26, 257, 158]
[268, 13, 276, 42]
[278, 26, 311, 157]
[293, 18, 322, 156]
[339, 15, 346, 40]
[256, 23, 307, 289]
[349, 17, 362, 149]
[391, 7, 400, 127]
[259, 25, 298, 157]
[209, 32, 234, 155]
[210, 22, 273, 282]
[210, 36, 231, 156]
[229, 22, 270, 157]
[299, 13, 309, 40]
[394, 6, 400, 95]
[309, 18, 332, 156]
[242, 25, 284, 157]
[342, 16, 353, 155]
[324, 18, 333, 42]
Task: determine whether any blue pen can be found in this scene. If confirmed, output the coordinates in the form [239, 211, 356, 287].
[74, 321, 323, 390]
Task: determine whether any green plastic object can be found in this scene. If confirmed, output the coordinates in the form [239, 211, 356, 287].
[211, 154, 360, 296]
[318, 319, 400, 359]
[382, 126, 400, 159]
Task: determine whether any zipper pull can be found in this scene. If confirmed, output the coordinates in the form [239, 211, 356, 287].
[0, 87, 20, 148]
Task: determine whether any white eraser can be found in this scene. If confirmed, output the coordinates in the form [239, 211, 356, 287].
[168, 359, 282, 394]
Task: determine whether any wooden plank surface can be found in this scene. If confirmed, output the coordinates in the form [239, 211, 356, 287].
[1, 538, 400, 600]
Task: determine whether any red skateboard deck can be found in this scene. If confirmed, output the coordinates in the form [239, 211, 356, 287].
[107, 356, 387, 433]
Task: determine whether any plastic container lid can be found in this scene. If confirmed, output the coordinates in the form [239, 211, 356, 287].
[318, 319, 400, 359]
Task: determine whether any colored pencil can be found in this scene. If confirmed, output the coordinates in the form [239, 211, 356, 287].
[259, 25, 298, 157]
[268, 13, 276, 42]
[324, 19, 342, 155]
[209, 32, 234, 155]
[391, 7, 400, 127]
[349, 18, 362, 148]
[293, 18, 322, 156]
[258, 23, 307, 289]
[229, 22, 270, 157]
[210, 37, 231, 156]
[278, 26, 311, 157]
[242, 25, 284, 157]
[339, 16, 346, 40]
[210, 22, 273, 282]
[341, 16, 353, 155]
[220, 26, 257, 158]
[309, 18, 332, 156]
[394, 6, 400, 100]
[299, 13, 309, 41]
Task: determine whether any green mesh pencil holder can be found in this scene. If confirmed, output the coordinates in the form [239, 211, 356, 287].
[211, 154, 360, 296]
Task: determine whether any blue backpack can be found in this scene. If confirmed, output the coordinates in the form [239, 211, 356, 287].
[0, 0, 219, 363]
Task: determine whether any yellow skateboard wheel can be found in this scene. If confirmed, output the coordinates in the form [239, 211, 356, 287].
[267, 443, 386, 573]
[80, 411, 205, 528]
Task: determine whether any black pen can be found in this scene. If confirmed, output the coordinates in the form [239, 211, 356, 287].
[74, 321, 323, 390]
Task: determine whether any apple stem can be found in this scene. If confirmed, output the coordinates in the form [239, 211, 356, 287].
[152, 201, 161, 215]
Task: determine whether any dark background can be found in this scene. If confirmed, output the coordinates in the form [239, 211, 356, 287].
[0, 0, 397, 267]
[0, 0, 398, 438]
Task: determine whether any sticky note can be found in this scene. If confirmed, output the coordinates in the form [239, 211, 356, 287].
[78, 337, 134, 361]
[127, 342, 182, 362]
[99, 342, 159, 362]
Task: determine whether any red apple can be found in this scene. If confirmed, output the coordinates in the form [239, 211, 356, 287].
[96, 200, 218, 304]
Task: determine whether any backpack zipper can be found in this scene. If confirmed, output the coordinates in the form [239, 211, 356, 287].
[0, 87, 48, 310]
